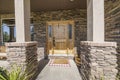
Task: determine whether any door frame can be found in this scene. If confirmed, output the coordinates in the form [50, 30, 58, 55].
[46, 20, 75, 54]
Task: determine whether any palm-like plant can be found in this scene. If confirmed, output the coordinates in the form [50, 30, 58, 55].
[0, 65, 32, 80]
[0, 67, 9, 80]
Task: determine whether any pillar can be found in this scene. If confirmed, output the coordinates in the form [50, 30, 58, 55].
[15, 0, 31, 42]
[87, 0, 104, 42]
[80, 0, 118, 80]
[80, 42, 118, 80]
[5, 0, 38, 79]
[6, 42, 38, 79]
[9, 26, 15, 42]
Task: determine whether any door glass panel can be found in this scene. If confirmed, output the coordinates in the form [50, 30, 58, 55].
[54, 24, 66, 39]
[48, 25, 52, 37]
[68, 24, 72, 39]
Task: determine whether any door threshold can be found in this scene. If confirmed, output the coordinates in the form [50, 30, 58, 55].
[48, 53, 74, 59]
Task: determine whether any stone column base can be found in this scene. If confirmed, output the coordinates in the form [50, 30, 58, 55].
[80, 41, 118, 80]
[5, 41, 38, 78]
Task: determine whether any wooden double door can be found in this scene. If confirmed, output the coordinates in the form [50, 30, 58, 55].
[46, 21, 74, 54]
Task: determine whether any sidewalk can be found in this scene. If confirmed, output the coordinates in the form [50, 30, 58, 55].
[36, 59, 82, 80]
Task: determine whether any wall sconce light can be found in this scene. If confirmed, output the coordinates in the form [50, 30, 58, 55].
[70, 0, 74, 2]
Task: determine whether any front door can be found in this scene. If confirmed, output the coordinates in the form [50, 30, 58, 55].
[47, 21, 74, 55]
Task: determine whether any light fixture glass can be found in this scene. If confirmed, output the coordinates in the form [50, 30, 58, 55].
[70, 0, 74, 2]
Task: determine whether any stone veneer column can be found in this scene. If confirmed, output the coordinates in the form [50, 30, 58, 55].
[6, 1, 38, 78]
[80, 41, 118, 80]
[5, 42, 38, 78]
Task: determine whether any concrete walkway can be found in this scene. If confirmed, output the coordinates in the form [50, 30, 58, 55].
[36, 59, 82, 80]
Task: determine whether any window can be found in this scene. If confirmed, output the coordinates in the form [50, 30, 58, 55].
[68, 24, 72, 39]
[2, 24, 10, 42]
[1, 18, 34, 45]
[31, 24, 35, 41]
[48, 25, 52, 37]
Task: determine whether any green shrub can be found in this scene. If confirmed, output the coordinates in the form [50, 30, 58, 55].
[116, 73, 120, 80]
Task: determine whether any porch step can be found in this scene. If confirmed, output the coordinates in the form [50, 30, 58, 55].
[0, 53, 7, 57]
[48, 54, 74, 59]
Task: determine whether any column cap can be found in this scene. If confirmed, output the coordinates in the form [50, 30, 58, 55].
[5, 41, 37, 47]
[80, 41, 117, 47]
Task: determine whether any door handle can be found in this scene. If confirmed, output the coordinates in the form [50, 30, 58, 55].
[53, 37, 55, 47]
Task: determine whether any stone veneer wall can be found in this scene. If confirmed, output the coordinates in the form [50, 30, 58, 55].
[5, 42, 38, 79]
[0, 10, 87, 58]
[0, 14, 2, 44]
[32, 9, 87, 55]
[80, 41, 118, 80]
[0, 5, 120, 63]
[105, 0, 120, 78]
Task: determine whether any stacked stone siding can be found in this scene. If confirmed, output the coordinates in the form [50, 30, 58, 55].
[105, 0, 120, 77]
[33, 9, 87, 55]
[5, 42, 38, 79]
[0, 9, 87, 57]
[0, 14, 2, 44]
[80, 41, 118, 80]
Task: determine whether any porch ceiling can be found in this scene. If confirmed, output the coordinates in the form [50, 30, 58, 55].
[0, 0, 86, 14]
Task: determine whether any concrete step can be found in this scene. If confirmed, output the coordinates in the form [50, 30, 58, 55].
[0, 53, 7, 57]
[48, 54, 74, 59]
[0, 53, 7, 60]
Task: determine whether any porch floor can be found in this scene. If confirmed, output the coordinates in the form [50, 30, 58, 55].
[36, 59, 82, 80]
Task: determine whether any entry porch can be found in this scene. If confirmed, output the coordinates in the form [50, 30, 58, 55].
[0, 0, 119, 80]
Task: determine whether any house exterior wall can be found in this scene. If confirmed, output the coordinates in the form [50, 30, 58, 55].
[0, 1, 120, 78]
[0, 14, 2, 45]
[0, 7, 120, 48]
[0, 9, 87, 58]
[33, 9, 87, 47]
[105, 0, 120, 53]
[32, 9, 87, 56]
[105, 0, 120, 77]
[0, 7, 120, 51]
